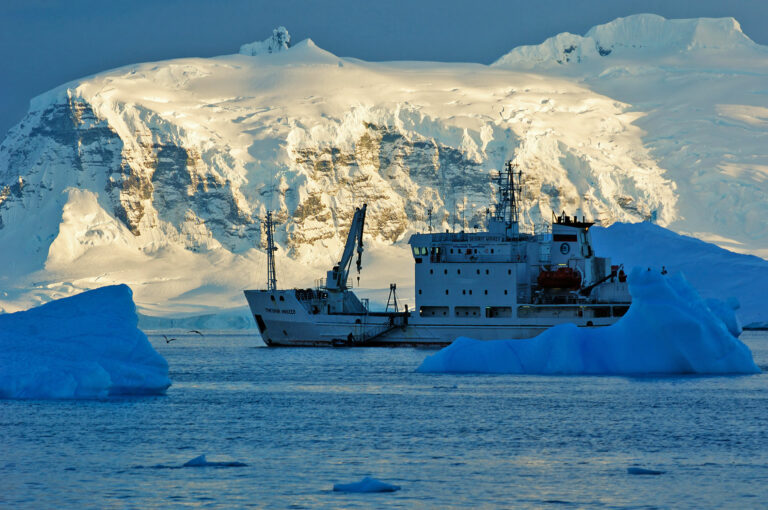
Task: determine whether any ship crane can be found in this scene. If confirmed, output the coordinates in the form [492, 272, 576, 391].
[326, 204, 367, 291]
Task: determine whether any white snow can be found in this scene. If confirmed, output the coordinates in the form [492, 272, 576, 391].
[0, 285, 170, 399]
[333, 477, 401, 493]
[417, 269, 759, 375]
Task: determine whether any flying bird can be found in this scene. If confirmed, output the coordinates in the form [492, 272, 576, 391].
[188, 330, 204, 336]
[162, 334, 177, 343]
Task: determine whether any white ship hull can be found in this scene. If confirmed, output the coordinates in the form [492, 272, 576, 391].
[245, 289, 626, 347]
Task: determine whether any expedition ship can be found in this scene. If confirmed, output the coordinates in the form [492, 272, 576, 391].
[244, 161, 631, 347]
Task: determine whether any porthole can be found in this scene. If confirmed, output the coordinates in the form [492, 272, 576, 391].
[469, 290, 473, 295]
[444, 269, 448, 275]
[457, 269, 461, 275]
[418, 289, 422, 295]
[430, 269, 434, 274]
[504, 290, 508, 295]
[508, 269, 511, 275]
[476, 269, 480, 275]
[445, 289, 449, 295]
[485, 269, 489, 275]
[462, 290, 466, 295]
[484, 290, 488, 295]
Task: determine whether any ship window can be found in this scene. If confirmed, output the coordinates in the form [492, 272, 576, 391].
[491, 249, 494, 254]
[508, 269, 512, 275]
[484, 290, 488, 295]
[418, 289, 422, 295]
[485, 306, 512, 318]
[430, 269, 434, 274]
[457, 269, 461, 274]
[504, 290, 508, 295]
[279, 296, 285, 301]
[485, 269, 489, 275]
[444, 269, 448, 275]
[450, 249, 454, 254]
[445, 289, 449, 295]
[476, 269, 480, 275]
[474, 249, 477, 253]
[420, 306, 449, 317]
[270, 295, 275, 301]
[462, 290, 466, 295]
[455, 306, 480, 318]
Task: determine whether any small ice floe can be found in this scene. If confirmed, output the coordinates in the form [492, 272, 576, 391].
[183, 455, 247, 468]
[627, 467, 665, 475]
[333, 476, 401, 493]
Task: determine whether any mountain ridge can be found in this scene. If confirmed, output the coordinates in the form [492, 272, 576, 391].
[0, 17, 766, 323]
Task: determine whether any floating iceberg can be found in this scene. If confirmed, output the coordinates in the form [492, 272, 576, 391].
[418, 270, 760, 375]
[333, 477, 401, 493]
[0, 285, 171, 399]
[182, 455, 247, 468]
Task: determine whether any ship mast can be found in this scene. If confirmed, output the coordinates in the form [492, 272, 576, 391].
[265, 210, 277, 291]
[492, 160, 523, 238]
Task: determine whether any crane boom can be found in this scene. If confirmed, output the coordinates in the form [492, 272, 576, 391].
[326, 204, 367, 291]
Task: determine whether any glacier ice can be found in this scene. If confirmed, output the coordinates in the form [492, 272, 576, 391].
[333, 477, 401, 493]
[417, 269, 760, 375]
[0, 285, 170, 399]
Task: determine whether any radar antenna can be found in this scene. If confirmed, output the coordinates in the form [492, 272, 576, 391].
[265, 210, 278, 291]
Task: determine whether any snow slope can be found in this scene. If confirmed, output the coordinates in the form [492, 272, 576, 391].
[0, 18, 766, 323]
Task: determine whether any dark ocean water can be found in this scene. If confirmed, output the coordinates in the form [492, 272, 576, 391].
[2, 331, 768, 509]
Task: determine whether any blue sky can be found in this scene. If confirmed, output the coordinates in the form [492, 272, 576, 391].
[1, 0, 766, 137]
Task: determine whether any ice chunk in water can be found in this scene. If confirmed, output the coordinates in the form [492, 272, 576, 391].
[333, 476, 401, 493]
[0, 285, 170, 399]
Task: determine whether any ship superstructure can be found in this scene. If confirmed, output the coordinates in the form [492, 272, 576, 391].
[245, 161, 631, 347]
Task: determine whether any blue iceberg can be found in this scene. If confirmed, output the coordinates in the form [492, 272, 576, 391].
[0, 285, 171, 399]
[333, 477, 401, 493]
[418, 270, 759, 375]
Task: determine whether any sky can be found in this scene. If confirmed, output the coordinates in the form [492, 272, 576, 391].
[1, 0, 767, 137]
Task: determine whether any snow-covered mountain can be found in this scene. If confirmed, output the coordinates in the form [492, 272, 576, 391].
[495, 14, 768, 256]
[0, 15, 766, 324]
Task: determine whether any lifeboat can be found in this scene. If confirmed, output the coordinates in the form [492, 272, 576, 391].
[537, 267, 582, 289]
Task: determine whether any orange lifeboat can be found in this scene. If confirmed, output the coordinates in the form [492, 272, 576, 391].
[537, 267, 582, 289]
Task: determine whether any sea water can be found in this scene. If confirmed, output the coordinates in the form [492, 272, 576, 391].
[2, 331, 767, 509]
